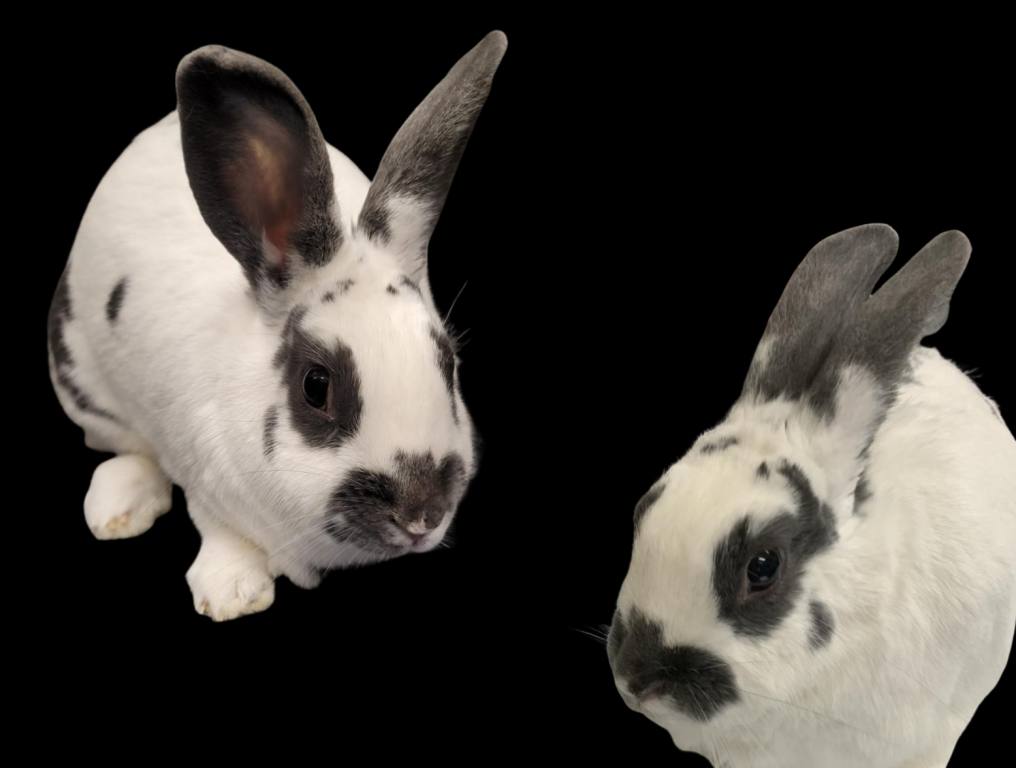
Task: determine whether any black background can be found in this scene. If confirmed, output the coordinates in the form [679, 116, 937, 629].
[20, 12, 1011, 763]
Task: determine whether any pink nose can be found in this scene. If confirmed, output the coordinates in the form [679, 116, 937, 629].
[392, 510, 442, 541]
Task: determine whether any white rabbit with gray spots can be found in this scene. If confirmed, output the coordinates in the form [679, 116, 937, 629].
[608, 225, 1015, 767]
[47, 32, 506, 620]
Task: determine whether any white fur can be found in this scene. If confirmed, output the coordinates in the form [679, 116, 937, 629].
[617, 347, 1016, 767]
[51, 111, 475, 618]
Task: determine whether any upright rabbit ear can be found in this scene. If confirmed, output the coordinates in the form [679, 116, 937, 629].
[742, 224, 901, 410]
[176, 46, 342, 305]
[357, 31, 507, 281]
[742, 225, 971, 500]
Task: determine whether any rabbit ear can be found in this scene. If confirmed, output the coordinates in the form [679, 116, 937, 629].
[176, 46, 342, 303]
[742, 224, 900, 410]
[357, 31, 507, 281]
[743, 226, 971, 500]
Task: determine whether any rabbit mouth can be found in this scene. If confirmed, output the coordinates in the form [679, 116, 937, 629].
[323, 514, 439, 558]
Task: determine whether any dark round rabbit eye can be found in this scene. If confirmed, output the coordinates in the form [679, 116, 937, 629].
[746, 550, 781, 591]
[302, 366, 330, 410]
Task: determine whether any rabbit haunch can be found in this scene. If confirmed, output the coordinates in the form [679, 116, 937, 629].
[47, 32, 506, 621]
[609, 225, 1016, 768]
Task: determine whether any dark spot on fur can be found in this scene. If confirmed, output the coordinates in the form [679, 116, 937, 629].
[53, 369, 119, 422]
[808, 600, 834, 650]
[358, 204, 391, 245]
[386, 284, 399, 295]
[48, 267, 73, 368]
[713, 461, 838, 637]
[323, 279, 355, 304]
[854, 473, 873, 516]
[756, 462, 770, 480]
[105, 278, 128, 324]
[429, 326, 457, 421]
[286, 333, 363, 450]
[273, 305, 308, 369]
[399, 275, 421, 295]
[633, 482, 665, 534]
[263, 405, 279, 458]
[48, 265, 119, 422]
[701, 436, 739, 454]
[608, 608, 739, 721]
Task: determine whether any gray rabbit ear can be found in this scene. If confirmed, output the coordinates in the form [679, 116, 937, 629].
[741, 223, 900, 412]
[819, 229, 972, 401]
[357, 31, 507, 278]
[176, 45, 342, 301]
[741, 225, 971, 502]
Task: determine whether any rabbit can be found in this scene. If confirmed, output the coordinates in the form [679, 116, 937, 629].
[46, 32, 507, 621]
[607, 224, 1016, 767]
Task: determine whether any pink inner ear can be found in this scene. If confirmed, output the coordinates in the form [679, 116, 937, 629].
[230, 113, 306, 272]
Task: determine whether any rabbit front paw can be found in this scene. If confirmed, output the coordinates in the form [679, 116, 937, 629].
[186, 532, 275, 621]
[83, 454, 172, 539]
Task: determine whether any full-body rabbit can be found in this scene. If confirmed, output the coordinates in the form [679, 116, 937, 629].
[47, 33, 506, 621]
[608, 225, 1015, 767]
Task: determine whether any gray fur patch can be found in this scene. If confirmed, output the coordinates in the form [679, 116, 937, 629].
[712, 461, 837, 637]
[808, 600, 834, 650]
[327, 451, 465, 553]
[48, 266, 119, 422]
[701, 436, 739, 454]
[48, 267, 73, 368]
[105, 277, 128, 324]
[273, 305, 308, 369]
[323, 279, 355, 303]
[607, 608, 739, 721]
[263, 405, 279, 458]
[429, 326, 457, 422]
[756, 462, 770, 480]
[281, 322, 363, 450]
[853, 473, 873, 516]
[633, 482, 665, 534]
[399, 275, 421, 295]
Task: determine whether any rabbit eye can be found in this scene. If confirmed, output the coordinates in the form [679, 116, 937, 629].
[303, 366, 330, 410]
[746, 550, 781, 591]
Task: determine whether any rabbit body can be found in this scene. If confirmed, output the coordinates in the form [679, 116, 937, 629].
[49, 34, 507, 620]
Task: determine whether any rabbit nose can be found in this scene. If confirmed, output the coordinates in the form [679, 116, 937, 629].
[391, 507, 444, 538]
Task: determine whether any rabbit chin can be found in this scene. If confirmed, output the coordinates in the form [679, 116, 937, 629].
[636, 700, 717, 760]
